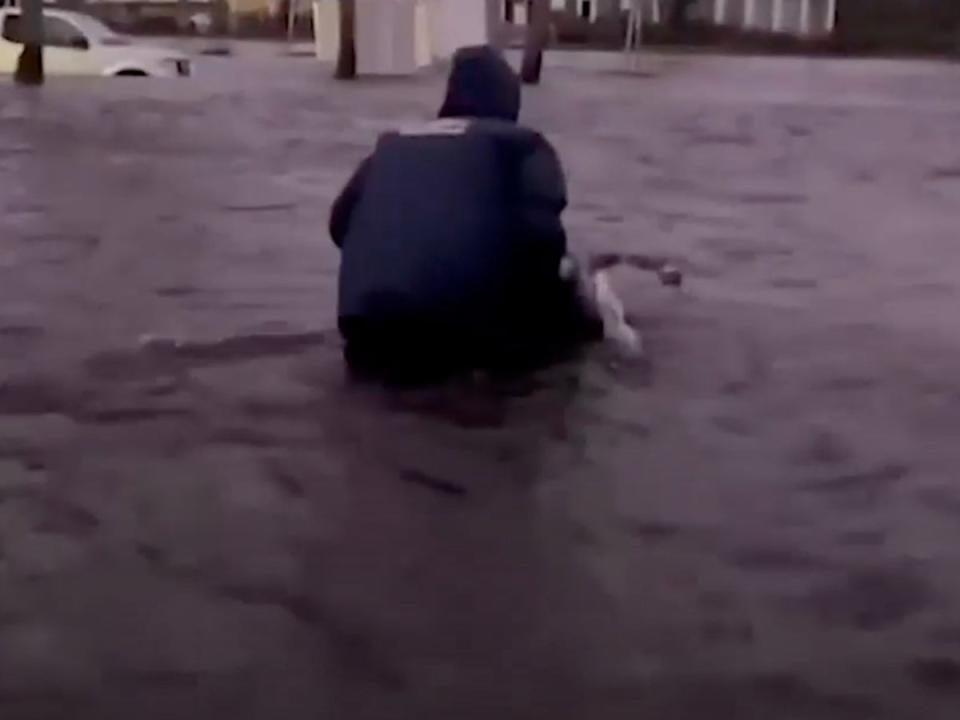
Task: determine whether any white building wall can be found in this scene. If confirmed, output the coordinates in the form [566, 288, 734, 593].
[314, 0, 496, 70]
[425, 0, 493, 59]
[354, 0, 426, 75]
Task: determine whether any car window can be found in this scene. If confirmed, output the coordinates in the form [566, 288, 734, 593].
[1, 14, 87, 47]
[2, 13, 22, 43]
[44, 16, 86, 48]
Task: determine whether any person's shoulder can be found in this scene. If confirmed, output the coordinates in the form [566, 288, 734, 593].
[376, 119, 552, 156]
[467, 118, 541, 138]
[466, 120, 555, 156]
[389, 117, 526, 138]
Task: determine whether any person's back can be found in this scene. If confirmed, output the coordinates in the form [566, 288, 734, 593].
[329, 46, 599, 379]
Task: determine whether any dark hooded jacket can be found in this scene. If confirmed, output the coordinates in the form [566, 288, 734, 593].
[330, 46, 569, 359]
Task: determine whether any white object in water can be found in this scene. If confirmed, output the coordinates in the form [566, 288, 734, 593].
[592, 270, 642, 356]
[559, 256, 578, 281]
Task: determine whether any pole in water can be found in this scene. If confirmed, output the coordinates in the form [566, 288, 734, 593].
[14, 0, 44, 86]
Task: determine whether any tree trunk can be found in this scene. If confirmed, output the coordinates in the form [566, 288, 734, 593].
[15, 0, 44, 86]
[668, 0, 695, 31]
[334, 0, 356, 80]
[520, 0, 548, 84]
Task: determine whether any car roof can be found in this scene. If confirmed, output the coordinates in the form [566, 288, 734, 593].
[2, 6, 105, 26]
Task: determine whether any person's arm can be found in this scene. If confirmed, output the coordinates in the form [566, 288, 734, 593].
[329, 156, 372, 249]
[516, 136, 568, 272]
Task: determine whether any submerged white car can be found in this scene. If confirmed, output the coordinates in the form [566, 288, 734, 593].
[0, 8, 191, 77]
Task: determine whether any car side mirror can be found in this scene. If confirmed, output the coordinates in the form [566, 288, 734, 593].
[70, 36, 89, 50]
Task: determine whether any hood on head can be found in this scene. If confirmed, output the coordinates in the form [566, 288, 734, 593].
[438, 45, 521, 123]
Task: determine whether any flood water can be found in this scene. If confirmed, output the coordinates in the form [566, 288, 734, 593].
[2, 49, 960, 718]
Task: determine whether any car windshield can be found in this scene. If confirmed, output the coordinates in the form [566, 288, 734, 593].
[59, 13, 130, 45]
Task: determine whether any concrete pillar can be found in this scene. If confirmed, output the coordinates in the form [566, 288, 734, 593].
[743, 0, 755, 28]
[799, 0, 810, 34]
[771, 0, 782, 31]
[714, 0, 726, 25]
[825, 0, 836, 32]
[312, 0, 338, 61]
[515, 0, 527, 24]
[624, 0, 642, 50]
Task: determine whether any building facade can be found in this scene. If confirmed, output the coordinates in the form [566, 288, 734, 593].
[534, 0, 837, 36]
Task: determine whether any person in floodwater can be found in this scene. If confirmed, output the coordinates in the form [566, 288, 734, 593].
[329, 45, 602, 381]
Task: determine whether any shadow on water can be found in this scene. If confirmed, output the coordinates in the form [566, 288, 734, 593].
[287, 343, 647, 718]
[34, 326, 648, 717]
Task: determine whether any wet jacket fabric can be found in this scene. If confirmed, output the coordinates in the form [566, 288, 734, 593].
[329, 46, 570, 366]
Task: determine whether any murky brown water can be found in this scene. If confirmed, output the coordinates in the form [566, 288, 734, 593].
[2, 51, 960, 718]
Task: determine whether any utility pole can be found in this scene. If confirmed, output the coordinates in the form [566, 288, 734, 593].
[15, 0, 44, 85]
[334, 0, 356, 79]
[520, 0, 548, 84]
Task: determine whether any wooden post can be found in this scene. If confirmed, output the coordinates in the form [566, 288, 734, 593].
[624, 0, 643, 70]
[520, 0, 548, 84]
[625, 0, 642, 50]
[228, 0, 240, 35]
[14, 0, 44, 85]
[287, 0, 298, 40]
[334, 0, 356, 79]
